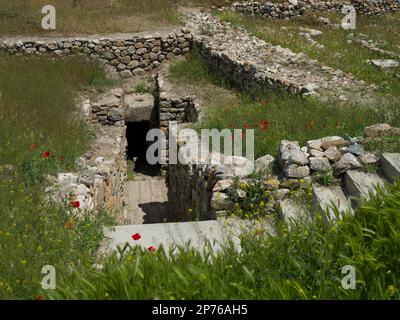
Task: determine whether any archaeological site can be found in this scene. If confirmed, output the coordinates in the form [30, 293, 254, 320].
[1, 0, 400, 304]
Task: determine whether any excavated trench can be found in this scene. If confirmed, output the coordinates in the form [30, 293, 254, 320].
[124, 95, 173, 225]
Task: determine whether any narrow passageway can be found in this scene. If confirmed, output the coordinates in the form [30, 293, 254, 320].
[125, 121, 173, 224]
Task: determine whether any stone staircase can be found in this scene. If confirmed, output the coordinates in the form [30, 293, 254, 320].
[101, 153, 399, 255]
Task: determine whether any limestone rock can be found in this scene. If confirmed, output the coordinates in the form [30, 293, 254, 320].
[364, 123, 392, 137]
[324, 146, 341, 162]
[309, 157, 331, 173]
[280, 140, 308, 166]
[254, 154, 275, 174]
[332, 153, 362, 175]
[284, 163, 310, 178]
[320, 136, 348, 150]
[359, 152, 379, 165]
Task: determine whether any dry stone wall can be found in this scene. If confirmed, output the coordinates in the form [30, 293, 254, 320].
[186, 11, 377, 106]
[47, 95, 129, 223]
[303, 0, 400, 15]
[167, 123, 400, 221]
[232, 1, 307, 19]
[232, 1, 400, 19]
[0, 30, 192, 77]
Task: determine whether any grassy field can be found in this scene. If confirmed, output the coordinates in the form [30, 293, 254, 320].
[0, 55, 114, 299]
[0, 0, 234, 35]
[170, 53, 399, 159]
[50, 183, 400, 300]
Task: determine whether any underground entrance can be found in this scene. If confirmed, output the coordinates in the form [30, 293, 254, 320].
[126, 121, 160, 177]
[125, 120, 173, 224]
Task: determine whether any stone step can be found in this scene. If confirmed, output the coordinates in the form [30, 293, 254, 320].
[344, 170, 386, 206]
[312, 185, 353, 221]
[100, 219, 275, 255]
[381, 153, 400, 183]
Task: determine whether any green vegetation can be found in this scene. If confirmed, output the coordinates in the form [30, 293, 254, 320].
[170, 53, 399, 158]
[0, 0, 235, 35]
[218, 11, 400, 97]
[0, 55, 114, 299]
[364, 132, 400, 154]
[50, 183, 400, 300]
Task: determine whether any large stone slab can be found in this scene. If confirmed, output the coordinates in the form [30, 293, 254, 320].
[124, 93, 154, 122]
[275, 198, 309, 224]
[344, 170, 386, 205]
[100, 219, 274, 255]
[381, 153, 400, 182]
[312, 185, 353, 221]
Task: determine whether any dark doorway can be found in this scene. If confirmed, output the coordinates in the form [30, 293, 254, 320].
[126, 121, 160, 177]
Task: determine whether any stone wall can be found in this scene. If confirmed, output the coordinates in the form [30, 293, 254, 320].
[167, 138, 254, 221]
[186, 11, 376, 105]
[232, 1, 306, 19]
[0, 29, 192, 77]
[232, 1, 400, 19]
[47, 96, 129, 223]
[167, 123, 400, 221]
[303, 0, 400, 15]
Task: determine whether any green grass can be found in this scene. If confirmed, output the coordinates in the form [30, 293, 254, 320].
[0, 54, 114, 299]
[50, 183, 400, 300]
[170, 53, 399, 158]
[219, 11, 400, 97]
[0, 0, 235, 35]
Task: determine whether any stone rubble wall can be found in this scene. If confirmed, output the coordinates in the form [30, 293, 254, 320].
[167, 137, 255, 221]
[232, 1, 400, 19]
[168, 123, 400, 221]
[187, 11, 376, 105]
[232, 1, 306, 19]
[303, 0, 400, 15]
[0, 29, 192, 77]
[47, 93, 129, 224]
[89, 89, 126, 126]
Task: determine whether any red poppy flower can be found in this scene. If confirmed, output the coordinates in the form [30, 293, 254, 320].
[30, 144, 36, 151]
[259, 120, 270, 131]
[58, 156, 65, 162]
[71, 201, 80, 209]
[37, 295, 44, 301]
[131, 233, 141, 241]
[43, 151, 51, 159]
[243, 123, 251, 129]
[148, 246, 157, 252]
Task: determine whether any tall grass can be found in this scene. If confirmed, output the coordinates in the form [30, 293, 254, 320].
[170, 53, 399, 158]
[50, 183, 400, 300]
[0, 55, 114, 299]
[0, 0, 235, 35]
